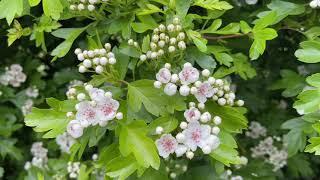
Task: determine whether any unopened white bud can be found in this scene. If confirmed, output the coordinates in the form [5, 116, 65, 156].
[176, 133, 185, 143]
[156, 126, 164, 134]
[77, 93, 86, 101]
[108, 57, 116, 64]
[173, 17, 180, 25]
[218, 98, 226, 106]
[177, 32, 185, 40]
[85, 84, 93, 91]
[95, 65, 104, 74]
[198, 103, 205, 109]
[195, 81, 202, 87]
[164, 83, 177, 96]
[66, 112, 74, 118]
[167, 24, 175, 32]
[180, 122, 188, 129]
[215, 79, 224, 86]
[186, 151, 194, 159]
[202, 145, 211, 154]
[78, 3, 85, 10]
[158, 49, 164, 56]
[183, 62, 192, 68]
[77, 53, 85, 61]
[70, 4, 77, 10]
[179, 85, 190, 96]
[154, 81, 162, 88]
[175, 25, 182, 31]
[212, 126, 220, 135]
[190, 87, 198, 94]
[236, 100, 244, 106]
[92, 58, 100, 65]
[170, 38, 177, 45]
[74, 48, 82, 55]
[150, 42, 157, 50]
[140, 54, 147, 61]
[212, 95, 218, 101]
[152, 35, 159, 42]
[170, 172, 177, 179]
[164, 63, 171, 69]
[202, 69, 210, 77]
[171, 74, 179, 83]
[168, 46, 176, 53]
[128, 39, 134, 45]
[178, 41, 186, 49]
[310, 0, 318, 8]
[104, 92, 112, 98]
[159, 24, 166, 32]
[88, 50, 95, 58]
[99, 57, 108, 65]
[200, 112, 211, 123]
[116, 112, 123, 120]
[213, 116, 222, 125]
[83, 59, 92, 68]
[158, 40, 165, 48]
[92, 154, 98, 161]
[151, 52, 158, 59]
[79, 66, 86, 73]
[208, 77, 215, 84]
[104, 43, 111, 50]
[87, 4, 95, 11]
[189, 102, 195, 107]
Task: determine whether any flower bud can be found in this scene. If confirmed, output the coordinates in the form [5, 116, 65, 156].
[171, 74, 179, 83]
[77, 93, 86, 101]
[180, 122, 188, 129]
[100, 57, 108, 65]
[83, 59, 92, 68]
[202, 69, 210, 77]
[156, 126, 164, 134]
[212, 126, 220, 135]
[154, 81, 162, 88]
[95, 65, 104, 74]
[217, 98, 226, 106]
[168, 46, 176, 53]
[164, 83, 177, 96]
[179, 85, 190, 96]
[213, 116, 222, 125]
[116, 112, 123, 120]
[78, 66, 86, 73]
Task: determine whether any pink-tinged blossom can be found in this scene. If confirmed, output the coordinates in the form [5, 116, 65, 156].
[195, 82, 215, 103]
[96, 98, 120, 121]
[88, 88, 106, 102]
[156, 134, 178, 158]
[76, 101, 99, 125]
[67, 120, 84, 138]
[182, 121, 211, 151]
[156, 68, 172, 83]
[184, 107, 201, 122]
[179, 66, 199, 85]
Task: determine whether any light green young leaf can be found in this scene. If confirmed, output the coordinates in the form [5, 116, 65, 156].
[119, 120, 160, 169]
[176, 0, 192, 18]
[142, 35, 150, 53]
[194, 0, 233, 10]
[186, 30, 207, 52]
[212, 23, 240, 35]
[7, 20, 31, 46]
[240, 20, 252, 34]
[51, 27, 88, 59]
[249, 38, 265, 60]
[0, 0, 24, 25]
[106, 155, 139, 180]
[253, 11, 277, 30]
[294, 89, 320, 114]
[305, 137, 320, 155]
[25, 98, 75, 138]
[306, 73, 320, 88]
[28, 0, 41, 6]
[295, 41, 320, 63]
[304, 27, 320, 40]
[201, 19, 222, 33]
[42, 0, 63, 20]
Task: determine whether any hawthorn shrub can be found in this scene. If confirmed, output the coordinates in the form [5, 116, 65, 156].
[1, 0, 320, 179]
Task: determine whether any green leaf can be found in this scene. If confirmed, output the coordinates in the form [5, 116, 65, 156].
[294, 89, 320, 114]
[42, 0, 63, 20]
[194, 0, 233, 11]
[186, 47, 216, 71]
[148, 116, 178, 135]
[270, 70, 305, 97]
[51, 27, 88, 59]
[176, 0, 192, 18]
[295, 41, 320, 63]
[127, 80, 186, 116]
[28, 0, 41, 6]
[253, 28, 277, 40]
[201, 19, 222, 33]
[212, 23, 240, 35]
[0, 138, 22, 160]
[0, 0, 24, 25]
[307, 73, 320, 88]
[186, 30, 207, 52]
[249, 38, 265, 60]
[257, 0, 305, 25]
[304, 27, 320, 40]
[240, 20, 252, 34]
[7, 20, 31, 46]
[206, 101, 248, 133]
[142, 35, 150, 53]
[113, 47, 130, 80]
[25, 99, 75, 138]
[106, 155, 139, 180]
[253, 11, 277, 30]
[305, 137, 320, 155]
[119, 120, 160, 169]
[119, 44, 140, 58]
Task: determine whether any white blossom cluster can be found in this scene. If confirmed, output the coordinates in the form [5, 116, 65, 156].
[25, 86, 39, 98]
[245, 0, 258, 5]
[56, 132, 76, 154]
[22, 99, 34, 116]
[66, 84, 123, 138]
[220, 169, 243, 180]
[66, 80, 84, 99]
[137, 17, 186, 61]
[155, 104, 222, 159]
[245, 121, 267, 139]
[251, 137, 287, 171]
[75, 43, 116, 74]
[0, 64, 26, 87]
[24, 142, 48, 170]
[68, 0, 108, 11]
[154, 63, 244, 106]
[310, 0, 320, 8]
[67, 162, 81, 179]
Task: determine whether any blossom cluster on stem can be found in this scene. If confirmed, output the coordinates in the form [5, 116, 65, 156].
[0, 64, 26, 87]
[68, 0, 109, 11]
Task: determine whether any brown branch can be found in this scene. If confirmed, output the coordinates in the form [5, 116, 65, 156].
[203, 33, 248, 40]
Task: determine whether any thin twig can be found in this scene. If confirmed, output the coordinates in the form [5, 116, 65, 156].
[203, 33, 248, 40]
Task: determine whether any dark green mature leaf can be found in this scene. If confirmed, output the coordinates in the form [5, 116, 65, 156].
[0, 0, 24, 25]
[270, 70, 305, 97]
[119, 120, 160, 169]
[113, 47, 130, 80]
[0, 138, 22, 160]
[176, 0, 192, 18]
[287, 154, 314, 178]
[128, 80, 185, 116]
[186, 47, 216, 71]
[206, 101, 248, 133]
[25, 98, 75, 138]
